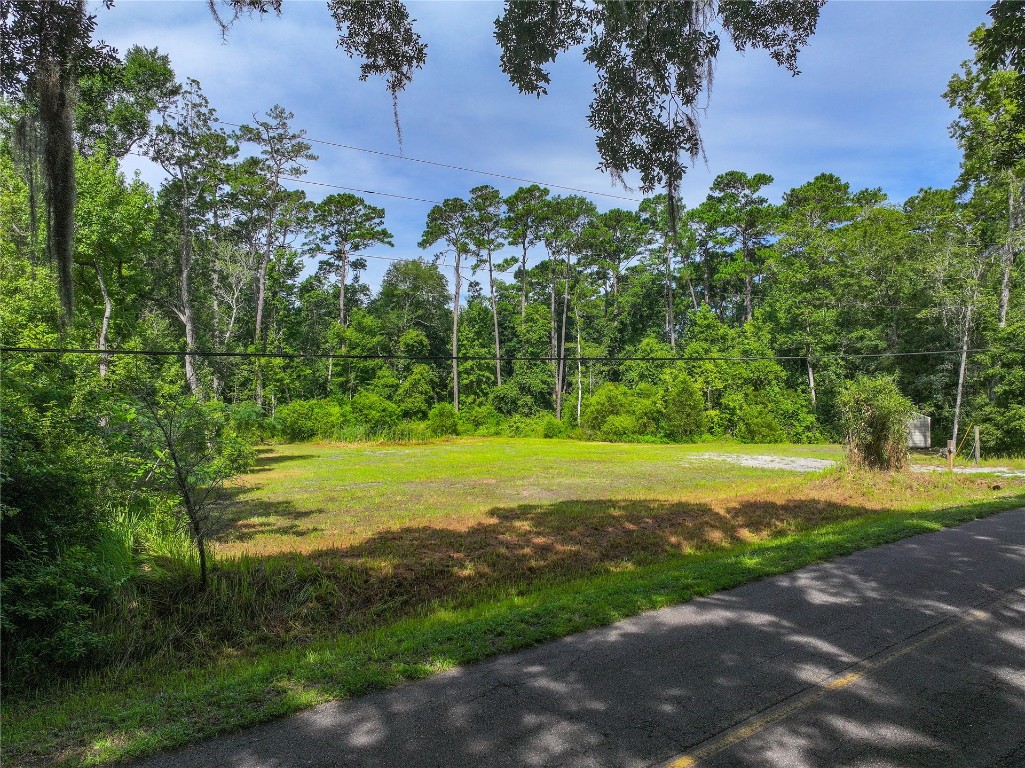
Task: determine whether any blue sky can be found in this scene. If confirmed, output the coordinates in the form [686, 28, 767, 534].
[98, 0, 990, 288]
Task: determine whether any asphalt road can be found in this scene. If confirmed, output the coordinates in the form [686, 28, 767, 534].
[138, 508, 1025, 768]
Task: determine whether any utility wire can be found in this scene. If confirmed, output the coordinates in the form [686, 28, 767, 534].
[281, 176, 442, 205]
[215, 118, 642, 203]
[0, 346, 997, 363]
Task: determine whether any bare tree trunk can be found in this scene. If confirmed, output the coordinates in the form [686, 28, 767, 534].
[550, 252, 558, 406]
[177, 223, 202, 397]
[998, 176, 1019, 328]
[687, 279, 698, 311]
[339, 251, 349, 327]
[806, 353, 816, 409]
[452, 251, 462, 412]
[556, 258, 570, 419]
[487, 254, 502, 386]
[93, 259, 112, 378]
[575, 304, 582, 424]
[520, 242, 528, 320]
[952, 301, 973, 446]
[254, 203, 277, 345]
[254, 251, 270, 344]
[665, 250, 676, 349]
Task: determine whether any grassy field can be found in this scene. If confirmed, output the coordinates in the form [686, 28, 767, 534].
[211, 438, 846, 555]
[7, 438, 1025, 767]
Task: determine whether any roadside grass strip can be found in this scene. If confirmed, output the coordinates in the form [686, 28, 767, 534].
[5, 492, 1025, 767]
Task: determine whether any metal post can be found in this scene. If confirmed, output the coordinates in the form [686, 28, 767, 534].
[974, 426, 981, 466]
[947, 439, 956, 472]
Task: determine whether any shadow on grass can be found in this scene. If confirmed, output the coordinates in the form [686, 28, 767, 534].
[246, 448, 322, 473]
[135, 502, 1025, 768]
[189, 494, 910, 656]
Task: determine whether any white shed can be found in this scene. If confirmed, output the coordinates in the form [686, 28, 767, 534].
[908, 412, 931, 449]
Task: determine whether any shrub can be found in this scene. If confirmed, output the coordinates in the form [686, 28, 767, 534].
[394, 364, 439, 420]
[274, 399, 345, 442]
[837, 375, 912, 470]
[581, 383, 632, 434]
[658, 366, 705, 441]
[736, 404, 787, 443]
[350, 391, 401, 434]
[427, 403, 459, 437]
[599, 413, 639, 441]
[541, 414, 567, 439]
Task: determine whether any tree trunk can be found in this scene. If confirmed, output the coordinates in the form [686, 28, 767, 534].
[556, 259, 570, 419]
[550, 252, 558, 406]
[665, 250, 676, 349]
[520, 242, 528, 320]
[702, 248, 714, 308]
[177, 219, 202, 397]
[743, 273, 753, 323]
[93, 259, 112, 378]
[999, 175, 1019, 328]
[489, 253, 502, 386]
[952, 301, 973, 446]
[254, 250, 270, 344]
[338, 251, 349, 327]
[806, 353, 816, 409]
[254, 204, 277, 344]
[452, 251, 462, 412]
[575, 304, 582, 424]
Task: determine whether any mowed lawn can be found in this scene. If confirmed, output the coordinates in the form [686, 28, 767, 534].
[212, 438, 846, 556]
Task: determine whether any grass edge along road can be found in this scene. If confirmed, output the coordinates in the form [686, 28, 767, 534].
[6, 492, 1025, 767]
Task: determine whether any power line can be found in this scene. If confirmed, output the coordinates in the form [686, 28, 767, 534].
[215, 118, 641, 203]
[281, 176, 442, 205]
[0, 346, 997, 363]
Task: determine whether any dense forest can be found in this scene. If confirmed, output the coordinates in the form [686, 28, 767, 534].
[2, 5, 1023, 687]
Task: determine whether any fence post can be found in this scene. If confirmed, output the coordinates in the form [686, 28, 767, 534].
[947, 439, 956, 472]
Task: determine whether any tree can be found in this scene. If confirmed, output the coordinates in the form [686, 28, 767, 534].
[146, 79, 237, 395]
[467, 185, 507, 386]
[310, 193, 393, 328]
[703, 171, 777, 323]
[73, 151, 155, 377]
[75, 45, 179, 159]
[1, 0, 113, 315]
[132, 384, 252, 589]
[638, 193, 685, 347]
[503, 184, 549, 319]
[946, 25, 1025, 327]
[420, 197, 473, 412]
[236, 105, 317, 347]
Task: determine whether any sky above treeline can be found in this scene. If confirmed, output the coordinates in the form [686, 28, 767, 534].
[99, 0, 991, 288]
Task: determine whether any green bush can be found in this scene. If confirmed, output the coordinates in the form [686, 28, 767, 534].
[350, 391, 401, 434]
[394, 364, 438, 420]
[658, 366, 705, 441]
[427, 403, 459, 436]
[274, 399, 346, 442]
[736, 404, 787, 443]
[837, 375, 912, 470]
[599, 414, 639, 441]
[581, 383, 633, 434]
[541, 414, 567, 439]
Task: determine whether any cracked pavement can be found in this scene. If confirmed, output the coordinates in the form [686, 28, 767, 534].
[136, 507, 1025, 768]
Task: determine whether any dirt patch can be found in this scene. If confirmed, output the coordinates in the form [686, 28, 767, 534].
[687, 453, 836, 473]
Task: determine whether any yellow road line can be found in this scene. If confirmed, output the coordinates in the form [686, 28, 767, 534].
[661, 587, 1023, 768]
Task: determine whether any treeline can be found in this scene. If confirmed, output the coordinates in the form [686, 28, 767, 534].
[4, 64, 1021, 448]
[1, 29, 1023, 685]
